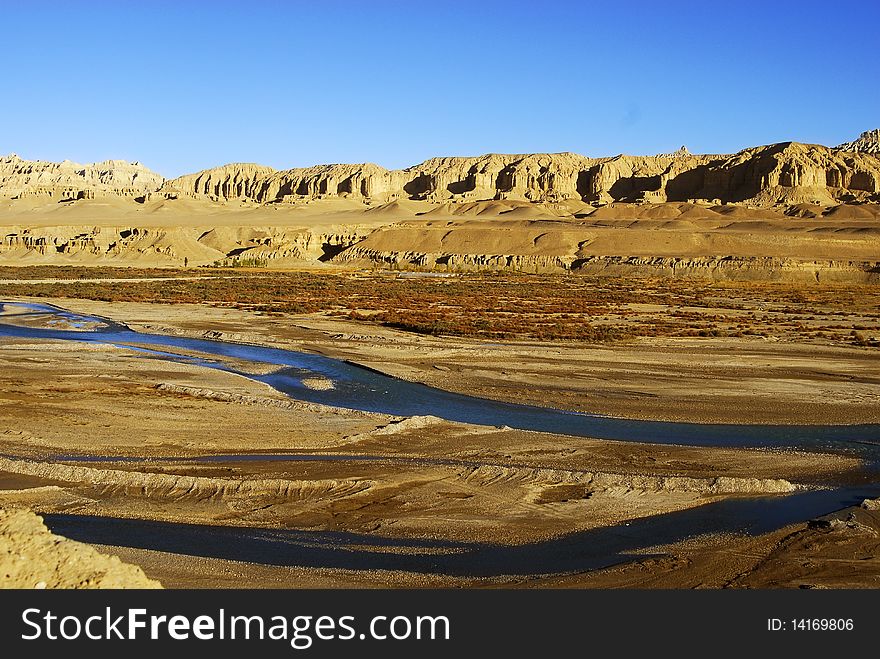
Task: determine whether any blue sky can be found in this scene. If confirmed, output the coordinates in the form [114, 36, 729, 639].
[2, 0, 877, 176]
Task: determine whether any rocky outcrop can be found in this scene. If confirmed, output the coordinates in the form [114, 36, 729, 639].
[162, 162, 405, 203]
[158, 163, 274, 200]
[695, 142, 880, 204]
[583, 142, 880, 206]
[582, 152, 716, 203]
[0, 154, 163, 199]
[0, 505, 161, 589]
[837, 129, 880, 155]
[261, 163, 406, 202]
[400, 152, 597, 203]
[659, 146, 691, 158]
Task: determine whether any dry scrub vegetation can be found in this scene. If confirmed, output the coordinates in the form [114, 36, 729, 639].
[1, 266, 878, 345]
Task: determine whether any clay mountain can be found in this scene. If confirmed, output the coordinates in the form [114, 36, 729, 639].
[1, 130, 878, 280]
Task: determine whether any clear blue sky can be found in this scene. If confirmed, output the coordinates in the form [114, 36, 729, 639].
[2, 0, 877, 177]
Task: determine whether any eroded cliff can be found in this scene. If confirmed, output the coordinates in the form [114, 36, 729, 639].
[0, 154, 163, 200]
[157, 136, 880, 206]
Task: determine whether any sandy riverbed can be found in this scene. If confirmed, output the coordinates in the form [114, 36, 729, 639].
[0, 298, 876, 588]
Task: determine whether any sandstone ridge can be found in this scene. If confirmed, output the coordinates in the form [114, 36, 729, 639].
[158, 141, 880, 207]
[2, 129, 878, 207]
